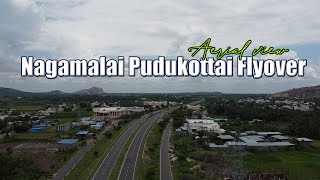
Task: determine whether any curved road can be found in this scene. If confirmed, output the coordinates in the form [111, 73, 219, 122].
[160, 123, 173, 180]
[92, 110, 165, 180]
[118, 108, 174, 180]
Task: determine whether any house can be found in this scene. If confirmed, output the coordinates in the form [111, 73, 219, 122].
[28, 125, 49, 133]
[75, 131, 89, 138]
[179, 119, 226, 134]
[57, 139, 79, 150]
[245, 131, 257, 135]
[209, 143, 229, 150]
[57, 122, 71, 132]
[297, 137, 313, 146]
[143, 101, 167, 108]
[93, 106, 145, 120]
[226, 141, 247, 147]
[201, 116, 228, 122]
[208, 132, 295, 151]
[0, 131, 15, 139]
[186, 104, 202, 111]
[257, 132, 282, 137]
[239, 135, 265, 143]
[217, 135, 235, 141]
[271, 135, 289, 142]
[246, 142, 294, 151]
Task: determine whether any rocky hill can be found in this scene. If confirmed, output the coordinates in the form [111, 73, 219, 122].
[272, 85, 320, 98]
[73, 87, 105, 95]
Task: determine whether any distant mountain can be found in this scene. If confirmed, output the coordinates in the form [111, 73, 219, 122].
[272, 85, 320, 98]
[0, 87, 105, 97]
[0, 87, 33, 97]
[73, 87, 105, 95]
[177, 92, 224, 96]
[46, 90, 65, 95]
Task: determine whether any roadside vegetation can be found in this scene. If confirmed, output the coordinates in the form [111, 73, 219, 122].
[138, 114, 172, 179]
[0, 94, 189, 179]
[245, 140, 320, 179]
[0, 153, 46, 180]
[170, 107, 225, 179]
[202, 96, 320, 139]
[170, 98, 320, 179]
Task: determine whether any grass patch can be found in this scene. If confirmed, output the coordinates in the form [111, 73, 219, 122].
[171, 134, 202, 180]
[81, 111, 93, 117]
[13, 118, 76, 142]
[16, 105, 43, 112]
[48, 149, 79, 178]
[137, 122, 164, 180]
[245, 140, 320, 179]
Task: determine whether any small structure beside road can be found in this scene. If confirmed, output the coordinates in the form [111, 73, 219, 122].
[57, 122, 71, 132]
[57, 139, 79, 150]
[75, 131, 89, 139]
[297, 137, 313, 146]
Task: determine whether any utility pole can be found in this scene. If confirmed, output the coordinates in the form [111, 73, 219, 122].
[223, 134, 249, 180]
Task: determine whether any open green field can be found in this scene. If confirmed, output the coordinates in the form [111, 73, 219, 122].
[13, 118, 76, 141]
[137, 122, 163, 180]
[245, 141, 320, 179]
[81, 111, 93, 117]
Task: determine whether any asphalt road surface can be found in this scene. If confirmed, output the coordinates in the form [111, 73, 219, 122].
[118, 108, 174, 180]
[160, 123, 173, 180]
[92, 110, 165, 180]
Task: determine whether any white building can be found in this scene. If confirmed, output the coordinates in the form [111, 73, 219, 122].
[93, 106, 144, 120]
[143, 101, 167, 108]
[180, 119, 225, 134]
[186, 105, 202, 111]
[57, 122, 71, 132]
[91, 101, 100, 108]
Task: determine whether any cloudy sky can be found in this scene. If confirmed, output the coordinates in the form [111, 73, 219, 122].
[1, 0, 320, 93]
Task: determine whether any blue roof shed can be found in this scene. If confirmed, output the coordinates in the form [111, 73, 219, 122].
[58, 139, 79, 144]
[76, 131, 89, 135]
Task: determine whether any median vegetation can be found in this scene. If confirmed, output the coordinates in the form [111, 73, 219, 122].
[138, 114, 172, 179]
[108, 129, 136, 180]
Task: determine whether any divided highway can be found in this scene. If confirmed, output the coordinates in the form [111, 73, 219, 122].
[92, 110, 166, 180]
[118, 108, 174, 180]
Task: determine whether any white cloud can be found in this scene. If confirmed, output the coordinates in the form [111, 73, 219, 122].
[1, 0, 320, 93]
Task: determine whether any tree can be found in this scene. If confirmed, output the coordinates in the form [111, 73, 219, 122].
[94, 151, 99, 157]
[105, 132, 113, 139]
[64, 107, 72, 112]
[10, 110, 21, 116]
[79, 102, 87, 108]
[6, 147, 13, 155]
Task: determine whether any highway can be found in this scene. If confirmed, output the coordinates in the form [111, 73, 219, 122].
[92, 110, 164, 180]
[118, 108, 174, 180]
[53, 139, 96, 180]
[160, 123, 173, 180]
